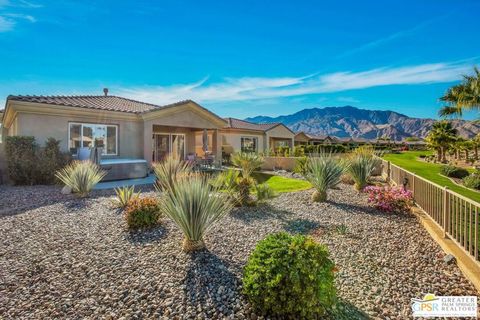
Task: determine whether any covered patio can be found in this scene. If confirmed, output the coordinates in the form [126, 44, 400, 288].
[141, 101, 227, 165]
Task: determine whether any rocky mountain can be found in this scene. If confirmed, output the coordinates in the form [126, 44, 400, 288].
[245, 106, 480, 141]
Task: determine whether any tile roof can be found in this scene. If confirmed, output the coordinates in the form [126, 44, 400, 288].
[6, 95, 195, 114]
[224, 117, 280, 132]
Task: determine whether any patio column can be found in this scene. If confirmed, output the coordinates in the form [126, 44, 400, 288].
[213, 129, 222, 160]
[144, 123, 153, 166]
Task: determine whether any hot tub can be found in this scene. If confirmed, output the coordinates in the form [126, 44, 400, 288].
[100, 158, 148, 181]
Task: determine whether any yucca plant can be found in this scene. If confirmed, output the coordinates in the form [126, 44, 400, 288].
[161, 176, 233, 252]
[152, 155, 192, 192]
[113, 185, 140, 208]
[305, 154, 344, 202]
[255, 183, 276, 202]
[347, 155, 379, 191]
[211, 169, 242, 205]
[231, 152, 264, 205]
[55, 161, 106, 197]
[231, 152, 264, 179]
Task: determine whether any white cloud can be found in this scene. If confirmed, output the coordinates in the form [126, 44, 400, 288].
[0, 16, 14, 31]
[4, 13, 35, 22]
[117, 61, 472, 105]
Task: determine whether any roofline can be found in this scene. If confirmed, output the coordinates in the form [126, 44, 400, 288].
[264, 122, 295, 135]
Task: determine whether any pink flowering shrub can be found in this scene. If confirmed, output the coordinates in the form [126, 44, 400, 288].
[364, 186, 413, 213]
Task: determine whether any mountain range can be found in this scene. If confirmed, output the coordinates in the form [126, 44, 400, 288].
[245, 106, 480, 141]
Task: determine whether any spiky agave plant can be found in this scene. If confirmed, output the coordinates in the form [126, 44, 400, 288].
[305, 154, 344, 202]
[231, 152, 264, 205]
[347, 155, 379, 191]
[161, 175, 233, 252]
[113, 185, 140, 208]
[152, 155, 192, 192]
[55, 161, 106, 197]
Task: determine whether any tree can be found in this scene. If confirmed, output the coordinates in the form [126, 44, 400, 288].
[473, 134, 480, 160]
[439, 67, 480, 118]
[425, 121, 458, 163]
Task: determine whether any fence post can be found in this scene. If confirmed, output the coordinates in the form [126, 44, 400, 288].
[443, 186, 449, 238]
[386, 161, 391, 183]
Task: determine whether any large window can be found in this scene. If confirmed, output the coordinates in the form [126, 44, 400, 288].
[241, 136, 258, 153]
[69, 123, 118, 155]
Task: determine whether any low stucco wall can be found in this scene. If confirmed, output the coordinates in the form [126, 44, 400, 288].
[0, 143, 7, 184]
[261, 157, 300, 171]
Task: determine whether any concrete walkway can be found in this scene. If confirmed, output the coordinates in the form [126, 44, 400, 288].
[95, 174, 155, 190]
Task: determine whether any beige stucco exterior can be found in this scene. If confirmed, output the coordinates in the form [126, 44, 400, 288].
[1, 99, 296, 168]
[265, 124, 295, 150]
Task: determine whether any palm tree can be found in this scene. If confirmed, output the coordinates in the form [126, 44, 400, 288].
[473, 134, 480, 160]
[439, 67, 480, 118]
[425, 121, 458, 163]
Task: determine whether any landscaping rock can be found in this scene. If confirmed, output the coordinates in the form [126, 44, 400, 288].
[61, 185, 72, 195]
[443, 254, 456, 265]
[0, 184, 477, 319]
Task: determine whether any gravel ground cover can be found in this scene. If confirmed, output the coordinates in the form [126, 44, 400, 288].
[0, 183, 478, 319]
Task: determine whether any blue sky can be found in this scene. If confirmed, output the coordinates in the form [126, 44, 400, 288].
[0, 0, 479, 119]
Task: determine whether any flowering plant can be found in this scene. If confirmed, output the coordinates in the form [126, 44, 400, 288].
[364, 185, 413, 213]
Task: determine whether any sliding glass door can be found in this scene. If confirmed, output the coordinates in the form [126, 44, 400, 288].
[153, 133, 185, 162]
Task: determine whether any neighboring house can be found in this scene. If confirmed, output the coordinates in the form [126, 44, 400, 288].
[222, 118, 295, 154]
[294, 132, 339, 145]
[0, 94, 295, 167]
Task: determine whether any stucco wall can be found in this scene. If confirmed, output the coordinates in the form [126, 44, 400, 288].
[15, 112, 144, 158]
[221, 131, 265, 154]
[261, 156, 300, 171]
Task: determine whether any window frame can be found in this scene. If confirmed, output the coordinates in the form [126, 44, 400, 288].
[68, 122, 118, 156]
[240, 136, 258, 153]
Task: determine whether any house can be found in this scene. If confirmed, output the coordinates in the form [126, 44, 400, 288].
[0, 94, 295, 167]
[294, 132, 339, 145]
[222, 118, 294, 154]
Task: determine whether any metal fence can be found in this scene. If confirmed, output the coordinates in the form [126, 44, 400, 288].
[381, 159, 480, 262]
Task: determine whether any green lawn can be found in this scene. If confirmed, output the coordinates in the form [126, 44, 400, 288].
[253, 172, 312, 193]
[383, 151, 480, 203]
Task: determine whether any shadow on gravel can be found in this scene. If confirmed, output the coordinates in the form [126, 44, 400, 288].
[183, 250, 240, 317]
[283, 218, 321, 235]
[0, 185, 155, 218]
[125, 225, 168, 244]
[230, 203, 293, 223]
[327, 200, 413, 220]
[327, 299, 370, 320]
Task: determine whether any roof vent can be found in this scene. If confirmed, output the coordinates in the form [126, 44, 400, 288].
[103, 88, 109, 96]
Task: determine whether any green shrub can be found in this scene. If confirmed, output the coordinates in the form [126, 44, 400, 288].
[232, 152, 264, 205]
[37, 138, 70, 184]
[440, 165, 469, 179]
[210, 169, 242, 205]
[293, 146, 305, 157]
[113, 185, 140, 208]
[125, 197, 162, 229]
[5, 136, 37, 185]
[5, 136, 70, 185]
[293, 156, 308, 176]
[255, 183, 275, 202]
[463, 174, 480, 190]
[160, 176, 233, 252]
[305, 154, 345, 202]
[243, 232, 336, 318]
[55, 161, 106, 197]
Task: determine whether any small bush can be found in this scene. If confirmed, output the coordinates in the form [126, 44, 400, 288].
[5, 136, 37, 185]
[5, 136, 70, 185]
[293, 156, 308, 176]
[55, 161, 106, 197]
[364, 186, 413, 213]
[255, 183, 275, 202]
[463, 174, 480, 190]
[113, 185, 140, 208]
[125, 197, 162, 229]
[440, 165, 469, 179]
[243, 232, 336, 318]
